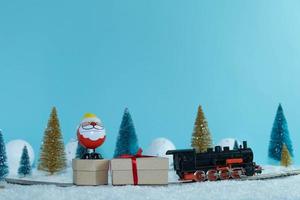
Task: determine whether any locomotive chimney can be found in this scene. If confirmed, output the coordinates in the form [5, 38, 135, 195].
[223, 146, 230, 151]
[243, 141, 247, 149]
[215, 146, 222, 152]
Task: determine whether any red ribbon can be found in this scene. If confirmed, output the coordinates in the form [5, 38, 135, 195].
[118, 148, 152, 185]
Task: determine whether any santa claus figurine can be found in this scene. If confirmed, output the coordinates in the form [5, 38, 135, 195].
[77, 113, 106, 159]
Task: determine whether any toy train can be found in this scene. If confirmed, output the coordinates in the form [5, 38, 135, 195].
[166, 141, 262, 182]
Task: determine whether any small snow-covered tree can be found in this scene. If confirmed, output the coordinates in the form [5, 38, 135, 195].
[191, 105, 213, 152]
[281, 143, 292, 167]
[38, 107, 67, 174]
[233, 140, 239, 150]
[114, 108, 139, 158]
[76, 142, 88, 159]
[0, 130, 8, 180]
[268, 104, 293, 163]
[18, 145, 31, 177]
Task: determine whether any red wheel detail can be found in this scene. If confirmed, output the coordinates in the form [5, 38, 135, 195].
[207, 170, 218, 181]
[182, 173, 196, 181]
[194, 171, 206, 182]
[219, 168, 230, 180]
[231, 168, 244, 179]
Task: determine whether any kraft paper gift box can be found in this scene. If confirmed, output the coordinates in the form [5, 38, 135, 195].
[110, 157, 169, 185]
[72, 159, 109, 186]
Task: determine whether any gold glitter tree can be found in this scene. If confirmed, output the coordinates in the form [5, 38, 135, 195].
[191, 105, 213, 152]
[280, 143, 292, 167]
[38, 107, 66, 174]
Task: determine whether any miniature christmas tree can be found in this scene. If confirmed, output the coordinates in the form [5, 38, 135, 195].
[38, 107, 67, 174]
[280, 143, 292, 167]
[233, 140, 239, 150]
[76, 142, 88, 159]
[191, 105, 213, 152]
[268, 104, 293, 163]
[18, 145, 31, 177]
[0, 130, 8, 181]
[114, 108, 139, 158]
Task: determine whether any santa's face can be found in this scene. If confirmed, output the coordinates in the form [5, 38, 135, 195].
[77, 117, 106, 149]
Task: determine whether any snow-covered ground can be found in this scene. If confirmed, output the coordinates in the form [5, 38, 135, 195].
[7, 168, 73, 183]
[1, 166, 299, 200]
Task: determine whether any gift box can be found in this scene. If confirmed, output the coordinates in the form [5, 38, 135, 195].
[72, 159, 109, 186]
[110, 157, 169, 185]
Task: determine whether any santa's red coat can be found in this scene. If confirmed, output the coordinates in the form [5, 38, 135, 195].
[77, 131, 106, 149]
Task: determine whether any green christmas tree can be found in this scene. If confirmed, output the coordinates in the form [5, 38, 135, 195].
[268, 104, 293, 162]
[114, 108, 139, 158]
[233, 140, 239, 150]
[191, 105, 213, 152]
[38, 107, 67, 174]
[0, 130, 8, 180]
[18, 145, 31, 177]
[281, 143, 292, 167]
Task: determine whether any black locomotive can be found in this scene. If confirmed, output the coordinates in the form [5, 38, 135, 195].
[166, 141, 262, 181]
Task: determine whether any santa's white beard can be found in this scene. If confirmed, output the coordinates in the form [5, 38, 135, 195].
[78, 128, 106, 141]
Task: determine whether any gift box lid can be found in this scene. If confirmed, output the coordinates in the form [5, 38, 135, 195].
[110, 157, 168, 170]
[72, 159, 109, 171]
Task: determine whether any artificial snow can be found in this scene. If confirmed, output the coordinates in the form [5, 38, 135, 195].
[7, 168, 73, 183]
[146, 137, 176, 167]
[6, 140, 35, 175]
[2, 165, 300, 200]
[65, 138, 78, 167]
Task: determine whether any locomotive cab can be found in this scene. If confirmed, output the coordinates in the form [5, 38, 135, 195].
[166, 149, 196, 178]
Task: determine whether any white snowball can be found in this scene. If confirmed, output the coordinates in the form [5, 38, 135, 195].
[217, 138, 240, 150]
[146, 137, 176, 168]
[65, 138, 78, 167]
[6, 139, 35, 175]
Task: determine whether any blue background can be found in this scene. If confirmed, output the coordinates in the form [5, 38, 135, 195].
[0, 0, 299, 164]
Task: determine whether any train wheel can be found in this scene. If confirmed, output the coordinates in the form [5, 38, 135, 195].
[194, 170, 206, 182]
[231, 168, 244, 179]
[207, 169, 218, 181]
[219, 168, 230, 180]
